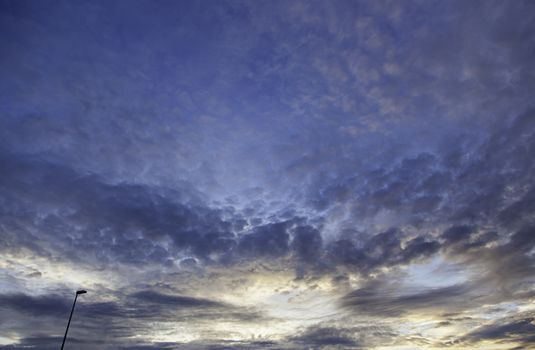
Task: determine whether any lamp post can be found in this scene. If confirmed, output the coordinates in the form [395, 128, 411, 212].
[60, 290, 87, 350]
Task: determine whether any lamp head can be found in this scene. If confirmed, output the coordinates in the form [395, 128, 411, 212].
[76, 290, 87, 295]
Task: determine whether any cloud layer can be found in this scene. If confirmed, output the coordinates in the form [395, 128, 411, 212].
[1, 0, 535, 349]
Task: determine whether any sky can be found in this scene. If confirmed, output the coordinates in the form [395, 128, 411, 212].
[1, 0, 535, 349]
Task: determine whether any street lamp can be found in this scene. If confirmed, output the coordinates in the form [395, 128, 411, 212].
[60, 290, 87, 350]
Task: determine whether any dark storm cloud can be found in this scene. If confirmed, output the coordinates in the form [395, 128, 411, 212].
[289, 108, 535, 287]
[0, 288, 261, 324]
[334, 125, 535, 316]
[6, 107, 528, 280]
[0, 152, 328, 270]
[290, 225, 323, 264]
[328, 229, 440, 274]
[118, 345, 177, 350]
[1, 0, 534, 274]
[341, 278, 472, 317]
[119, 289, 265, 323]
[337, 224, 535, 321]
[131, 290, 226, 308]
[470, 225, 535, 297]
[454, 112, 535, 221]
[0, 293, 69, 317]
[237, 221, 290, 259]
[290, 326, 360, 347]
[441, 225, 476, 244]
[288, 322, 399, 349]
[0, 152, 237, 265]
[462, 313, 535, 346]
[164, 339, 281, 350]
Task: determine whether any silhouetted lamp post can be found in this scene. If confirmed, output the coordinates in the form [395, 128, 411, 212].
[60, 290, 87, 350]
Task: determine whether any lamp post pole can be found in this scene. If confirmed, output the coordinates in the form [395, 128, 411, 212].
[60, 290, 87, 350]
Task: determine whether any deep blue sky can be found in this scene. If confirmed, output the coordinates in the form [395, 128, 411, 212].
[1, 1, 535, 349]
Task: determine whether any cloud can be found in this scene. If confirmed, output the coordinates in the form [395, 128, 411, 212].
[131, 290, 226, 309]
[0, 336, 75, 350]
[291, 326, 360, 347]
[290, 224, 323, 264]
[0, 152, 237, 266]
[462, 312, 535, 346]
[441, 225, 476, 243]
[0, 293, 69, 317]
[0, 153, 319, 271]
[0, 289, 267, 349]
[237, 221, 290, 259]
[288, 321, 399, 349]
[1, 1, 535, 349]
[0, 336, 177, 350]
[328, 229, 440, 274]
[342, 278, 473, 317]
